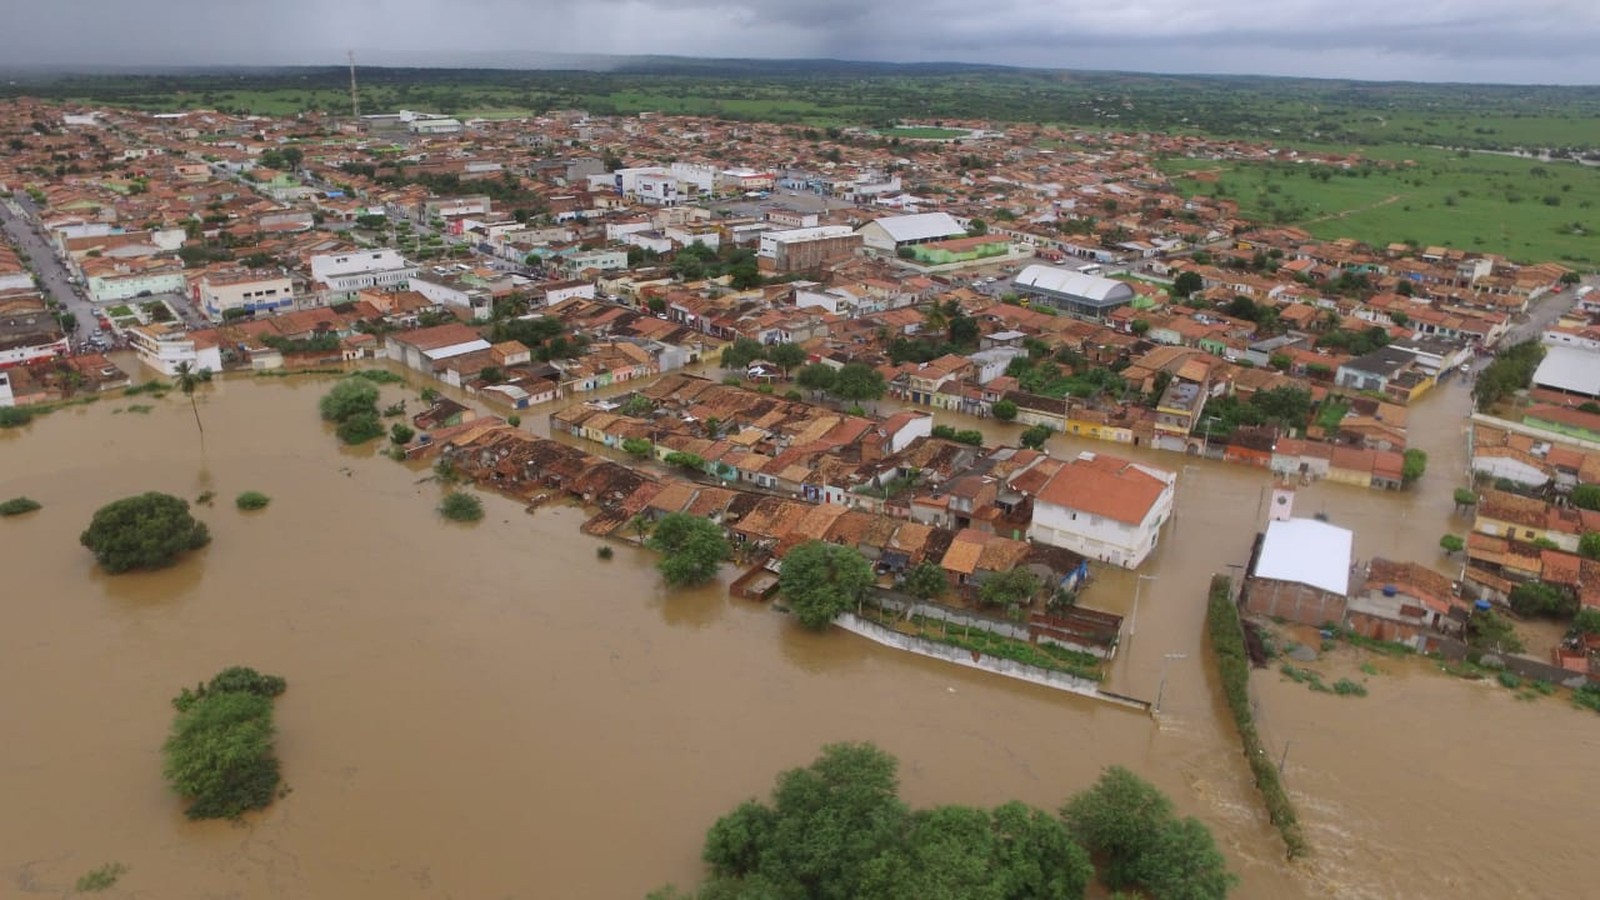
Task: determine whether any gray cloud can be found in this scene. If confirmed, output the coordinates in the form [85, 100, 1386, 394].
[8, 0, 1600, 83]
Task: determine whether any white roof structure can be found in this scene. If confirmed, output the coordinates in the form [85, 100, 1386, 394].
[422, 339, 492, 361]
[860, 212, 965, 244]
[1533, 344, 1600, 398]
[1013, 265, 1135, 303]
[1253, 518, 1354, 596]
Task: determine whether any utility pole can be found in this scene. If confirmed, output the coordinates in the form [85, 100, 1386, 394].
[1128, 574, 1157, 645]
[1154, 652, 1187, 715]
[1278, 739, 1292, 775]
[347, 50, 360, 119]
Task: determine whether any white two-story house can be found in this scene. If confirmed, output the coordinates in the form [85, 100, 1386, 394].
[1026, 451, 1176, 569]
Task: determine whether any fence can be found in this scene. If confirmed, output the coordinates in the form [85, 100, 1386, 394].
[1426, 634, 1590, 687]
[835, 613, 1149, 712]
[870, 592, 1120, 659]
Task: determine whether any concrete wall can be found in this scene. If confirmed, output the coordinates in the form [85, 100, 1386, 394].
[835, 613, 1147, 710]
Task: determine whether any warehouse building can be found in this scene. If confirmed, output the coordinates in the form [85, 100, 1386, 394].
[1012, 265, 1136, 321]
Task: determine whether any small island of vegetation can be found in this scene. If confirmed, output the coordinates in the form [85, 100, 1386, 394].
[162, 666, 288, 819]
[651, 742, 1233, 899]
[80, 492, 210, 573]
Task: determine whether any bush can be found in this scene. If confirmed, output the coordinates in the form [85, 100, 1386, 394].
[318, 377, 380, 422]
[597, 545, 614, 560]
[507, 414, 521, 427]
[1332, 678, 1369, 697]
[0, 496, 42, 516]
[335, 411, 384, 444]
[75, 862, 127, 892]
[0, 406, 34, 428]
[992, 399, 1018, 421]
[439, 491, 484, 522]
[389, 422, 415, 445]
[162, 667, 286, 819]
[235, 491, 271, 511]
[80, 492, 210, 574]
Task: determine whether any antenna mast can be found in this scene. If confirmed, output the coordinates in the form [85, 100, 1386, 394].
[347, 50, 360, 119]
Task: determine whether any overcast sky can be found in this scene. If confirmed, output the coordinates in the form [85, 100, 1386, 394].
[9, 0, 1600, 84]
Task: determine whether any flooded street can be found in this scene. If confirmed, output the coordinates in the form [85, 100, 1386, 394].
[1, 370, 1594, 899]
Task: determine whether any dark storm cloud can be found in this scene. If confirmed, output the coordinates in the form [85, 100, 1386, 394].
[8, 0, 1600, 83]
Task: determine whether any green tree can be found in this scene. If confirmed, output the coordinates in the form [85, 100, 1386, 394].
[768, 342, 807, 378]
[1130, 319, 1151, 336]
[336, 412, 384, 444]
[173, 361, 209, 452]
[1020, 424, 1052, 450]
[1508, 581, 1576, 618]
[80, 492, 211, 573]
[235, 491, 270, 511]
[703, 742, 908, 896]
[1133, 817, 1237, 900]
[720, 337, 765, 370]
[162, 668, 286, 820]
[390, 422, 415, 445]
[1571, 608, 1600, 636]
[779, 540, 875, 629]
[1402, 449, 1428, 484]
[1440, 534, 1465, 555]
[992, 399, 1018, 422]
[622, 437, 654, 457]
[647, 512, 730, 587]
[1581, 532, 1600, 561]
[797, 363, 837, 397]
[1172, 271, 1203, 298]
[1454, 487, 1479, 512]
[1061, 765, 1173, 889]
[664, 450, 707, 472]
[1571, 484, 1600, 511]
[1467, 610, 1524, 654]
[831, 362, 886, 405]
[319, 377, 380, 423]
[978, 567, 1041, 611]
[901, 560, 948, 601]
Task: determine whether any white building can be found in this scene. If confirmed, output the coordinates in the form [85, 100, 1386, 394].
[127, 323, 223, 377]
[196, 268, 294, 321]
[308, 250, 416, 301]
[635, 173, 680, 206]
[857, 212, 966, 253]
[1026, 451, 1177, 569]
[85, 264, 187, 304]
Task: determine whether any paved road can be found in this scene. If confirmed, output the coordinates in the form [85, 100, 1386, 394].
[1, 194, 98, 340]
[1501, 284, 1580, 346]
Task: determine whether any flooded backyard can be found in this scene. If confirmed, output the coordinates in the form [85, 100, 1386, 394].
[1, 369, 1594, 899]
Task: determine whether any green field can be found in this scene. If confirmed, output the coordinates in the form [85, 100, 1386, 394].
[884, 126, 971, 139]
[1160, 146, 1600, 264]
[12, 65, 1600, 154]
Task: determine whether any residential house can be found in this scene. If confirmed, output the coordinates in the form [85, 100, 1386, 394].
[1026, 451, 1176, 569]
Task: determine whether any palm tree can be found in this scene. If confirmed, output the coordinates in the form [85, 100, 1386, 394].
[173, 361, 208, 452]
[627, 514, 653, 546]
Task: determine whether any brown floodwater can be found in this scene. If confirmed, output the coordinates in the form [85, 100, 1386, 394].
[1, 368, 1592, 899]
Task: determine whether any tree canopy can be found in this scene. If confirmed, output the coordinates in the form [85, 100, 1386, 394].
[1061, 766, 1235, 899]
[778, 540, 875, 629]
[647, 512, 731, 587]
[162, 667, 287, 820]
[831, 362, 886, 404]
[80, 492, 211, 573]
[797, 363, 838, 395]
[660, 744, 1216, 900]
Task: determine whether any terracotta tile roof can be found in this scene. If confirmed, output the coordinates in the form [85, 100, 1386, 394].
[1034, 454, 1170, 525]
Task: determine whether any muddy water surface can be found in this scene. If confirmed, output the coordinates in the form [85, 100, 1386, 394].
[0, 371, 1592, 899]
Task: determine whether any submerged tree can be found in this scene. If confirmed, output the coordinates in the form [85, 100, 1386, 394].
[80, 492, 210, 573]
[173, 361, 210, 452]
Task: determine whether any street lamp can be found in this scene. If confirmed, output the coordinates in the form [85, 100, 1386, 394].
[1128, 574, 1158, 644]
[1154, 652, 1187, 715]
